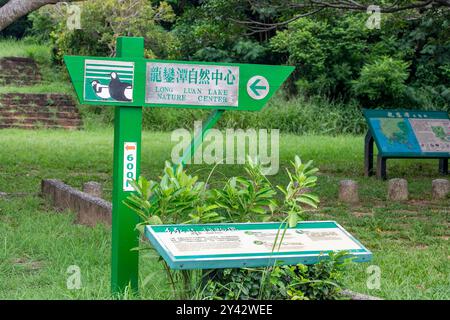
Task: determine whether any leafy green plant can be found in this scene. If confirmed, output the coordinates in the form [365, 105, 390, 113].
[352, 56, 410, 106]
[30, 0, 179, 63]
[213, 157, 277, 222]
[276, 156, 320, 227]
[123, 161, 215, 226]
[198, 251, 352, 300]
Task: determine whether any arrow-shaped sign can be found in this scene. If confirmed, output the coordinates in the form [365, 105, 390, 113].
[64, 56, 294, 111]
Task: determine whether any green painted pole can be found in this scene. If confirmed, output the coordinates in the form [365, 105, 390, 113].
[176, 109, 224, 168]
[111, 37, 144, 295]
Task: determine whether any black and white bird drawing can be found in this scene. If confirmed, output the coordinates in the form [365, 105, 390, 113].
[91, 80, 111, 99]
[108, 72, 133, 101]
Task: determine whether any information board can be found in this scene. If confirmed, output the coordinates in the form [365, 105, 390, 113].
[145, 221, 372, 269]
[363, 109, 450, 157]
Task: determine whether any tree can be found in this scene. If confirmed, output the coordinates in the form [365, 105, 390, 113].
[237, 0, 450, 33]
[0, 0, 79, 31]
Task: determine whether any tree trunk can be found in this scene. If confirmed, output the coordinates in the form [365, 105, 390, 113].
[0, 0, 74, 31]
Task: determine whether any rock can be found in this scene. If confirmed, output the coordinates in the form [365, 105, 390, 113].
[432, 179, 449, 200]
[41, 179, 111, 226]
[0, 192, 7, 198]
[338, 180, 359, 203]
[82, 181, 103, 198]
[387, 178, 408, 201]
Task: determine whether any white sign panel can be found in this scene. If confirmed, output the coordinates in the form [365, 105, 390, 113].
[145, 221, 372, 269]
[123, 142, 137, 191]
[145, 62, 239, 107]
[159, 227, 360, 257]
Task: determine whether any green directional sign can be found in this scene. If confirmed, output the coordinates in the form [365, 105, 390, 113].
[64, 36, 294, 296]
[64, 56, 294, 111]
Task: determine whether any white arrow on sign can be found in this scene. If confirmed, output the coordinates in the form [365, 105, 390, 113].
[247, 75, 270, 100]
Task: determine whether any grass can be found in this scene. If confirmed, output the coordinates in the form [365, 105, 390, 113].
[0, 39, 73, 95]
[0, 128, 448, 299]
[0, 39, 43, 59]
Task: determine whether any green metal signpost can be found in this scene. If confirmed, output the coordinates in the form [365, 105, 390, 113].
[64, 36, 294, 295]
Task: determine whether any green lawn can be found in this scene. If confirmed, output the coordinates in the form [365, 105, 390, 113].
[0, 128, 448, 299]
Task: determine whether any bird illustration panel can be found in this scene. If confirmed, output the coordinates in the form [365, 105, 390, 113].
[83, 59, 134, 102]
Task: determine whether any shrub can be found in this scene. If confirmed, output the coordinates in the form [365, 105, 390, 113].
[124, 156, 319, 226]
[200, 252, 352, 300]
[29, 0, 179, 63]
[352, 56, 410, 107]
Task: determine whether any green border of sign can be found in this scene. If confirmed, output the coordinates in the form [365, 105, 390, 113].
[145, 221, 372, 269]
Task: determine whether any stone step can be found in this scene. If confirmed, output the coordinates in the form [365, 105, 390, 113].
[0, 71, 41, 77]
[0, 57, 36, 64]
[0, 95, 75, 106]
[0, 123, 80, 130]
[0, 93, 75, 100]
[0, 105, 78, 113]
[0, 56, 83, 130]
[0, 101, 77, 107]
[0, 116, 82, 126]
[0, 57, 42, 86]
[0, 110, 80, 119]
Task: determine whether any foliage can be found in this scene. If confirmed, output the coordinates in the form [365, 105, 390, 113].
[123, 162, 215, 227]
[352, 56, 410, 107]
[13, 0, 450, 113]
[29, 0, 179, 63]
[213, 157, 277, 222]
[125, 156, 319, 227]
[269, 10, 450, 109]
[276, 156, 319, 227]
[199, 251, 352, 300]
[172, 0, 268, 63]
[270, 14, 377, 99]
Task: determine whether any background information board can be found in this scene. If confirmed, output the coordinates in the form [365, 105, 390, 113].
[363, 109, 450, 157]
[145, 221, 372, 269]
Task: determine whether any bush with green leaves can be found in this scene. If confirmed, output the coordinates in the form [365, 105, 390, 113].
[29, 0, 179, 63]
[173, 0, 268, 63]
[199, 251, 352, 300]
[269, 14, 382, 100]
[352, 56, 410, 107]
[124, 155, 319, 226]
